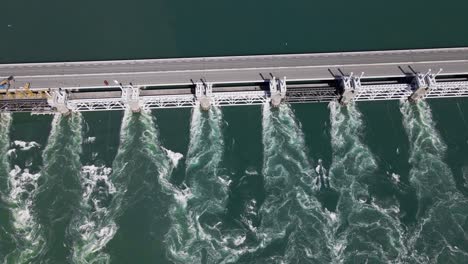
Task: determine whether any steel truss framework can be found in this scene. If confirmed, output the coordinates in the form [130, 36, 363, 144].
[286, 87, 337, 103]
[0, 99, 52, 113]
[1, 80, 468, 113]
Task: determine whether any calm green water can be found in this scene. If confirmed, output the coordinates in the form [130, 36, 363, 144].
[1, 1, 468, 263]
[3, 0, 468, 63]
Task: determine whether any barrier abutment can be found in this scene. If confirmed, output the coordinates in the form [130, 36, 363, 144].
[121, 85, 141, 112]
[269, 77, 287, 107]
[339, 72, 363, 105]
[47, 88, 70, 114]
[409, 69, 442, 102]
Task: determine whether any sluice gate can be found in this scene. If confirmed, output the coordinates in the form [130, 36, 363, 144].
[1, 74, 468, 114]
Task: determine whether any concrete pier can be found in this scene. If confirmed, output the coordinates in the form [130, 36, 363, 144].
[408, 69, 441, 102]
[270, 94, 283, 107]
[47, 88, 70, 114]
[199, 97, 211, 111]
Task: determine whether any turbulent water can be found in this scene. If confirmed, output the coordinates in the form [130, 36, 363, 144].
[68, 109, 172, 263]
[328, 102, 407, 263]
[1, 100, 468, 264]
[164, 106, 252, 264]
[401, 101, 468, 263]
[246, 103, 333, 263]
[31, 114, 83, 263]
[101, 110, 175, 264]
[0, 114, 15, 262]
[4, 1, 468, 262]
[4, 138, 45, 263]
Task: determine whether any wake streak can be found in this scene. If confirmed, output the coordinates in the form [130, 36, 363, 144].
[165, 107, 248, 264]
[33, 114, 83, 263]
[257, 104, 332, 263]
[68, 111, 134, 264]
[329, 102, 406, 263]
[70, 110, 175, 263]
[401, 101, 468, 263]
[69, 164, 116, 264]
[0, 114, 19, 263]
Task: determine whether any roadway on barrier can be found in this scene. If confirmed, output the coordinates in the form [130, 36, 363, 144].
[1, 47, 468, 90]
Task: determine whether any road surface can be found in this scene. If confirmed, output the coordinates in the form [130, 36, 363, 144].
[1, 47, 468, 90]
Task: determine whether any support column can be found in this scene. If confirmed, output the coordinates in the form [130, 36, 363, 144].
[195, 82, 212, 111]
[269, 76, 287, 107]
[47, 88, 70, 114]
[408, 69, 442, 102]
[339, 72, 363, 105]
[121, 85, 141, 112]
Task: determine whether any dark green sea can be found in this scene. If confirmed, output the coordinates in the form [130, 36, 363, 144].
[2, 0, 468, 263]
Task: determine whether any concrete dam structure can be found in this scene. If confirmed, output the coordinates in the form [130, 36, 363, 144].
[1, 47, 468, 113]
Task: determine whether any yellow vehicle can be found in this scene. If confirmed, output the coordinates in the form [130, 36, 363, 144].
[23, 82, 34, 96]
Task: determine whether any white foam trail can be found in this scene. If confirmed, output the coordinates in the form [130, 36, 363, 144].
[3, 114, 49, 263]
[162, 147, 184, 168]
[4, 167, 44, 263]
[0, 113, 11, 149]
[391, 172, 401, 184]
[70, 109, 177, 263]
[6, 148, 16, 157]
[328, 101, 407, 263]
[0, 114, 15, 262]
[70, 165, 116, 264]
[257, 104, 332, 263]
[401, 101, 456, 204]
[315, 159, 330, 188]
[83, 137, 96, 144]
[165, 106, 255, 264]
[6, 140, 40, 161]
[245, 168, 258, 176]
[463, 166, 468, 188]
[401, 100, 468, 263]
[12, 140, 40, 151]
[165, 106, 225, 263]
[69, 110, 158, 263]
[33, 113, 84, 263]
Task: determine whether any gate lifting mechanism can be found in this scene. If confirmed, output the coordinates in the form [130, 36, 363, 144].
[5, 68, 468, 113]
[339, 72, 364, 105]
[47, 88, 70, 114]
[121, 84, 141, 112]
[409, 69, 442, 102]
[269, 76, 287, 107]
[195, 81, 213, 111]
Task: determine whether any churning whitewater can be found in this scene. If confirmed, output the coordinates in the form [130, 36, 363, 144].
[165, 106, 246, 264]
[0, 114, 23, 264]
[1, 99, 468, 264]
[3, 132, 45, 262]
[69, 164, 115, 264]
[328, 102, 407, 263]
[401, 101, 468, 263]
[68, 111, 137, 264]
[33, 114, 83, 263]
[99, 110, 175, 263]
[254, 103, 333, 263]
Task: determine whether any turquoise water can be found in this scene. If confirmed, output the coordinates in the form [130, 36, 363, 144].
[2, 0, 468, 263]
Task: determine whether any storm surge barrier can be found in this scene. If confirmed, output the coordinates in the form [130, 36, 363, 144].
[1, 47, 468, 113]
